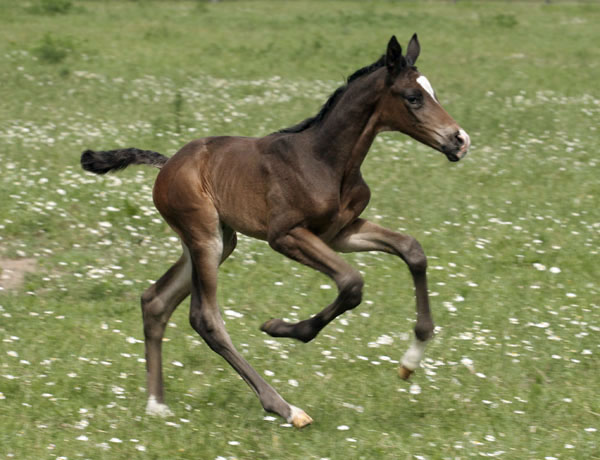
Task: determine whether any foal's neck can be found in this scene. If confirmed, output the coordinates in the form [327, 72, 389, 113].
[313, 69, 385, 176]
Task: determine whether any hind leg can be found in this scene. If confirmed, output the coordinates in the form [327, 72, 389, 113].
[172, 208, 311, 427]
[143, 229, 236, 417]
[142, 247, 192, 416]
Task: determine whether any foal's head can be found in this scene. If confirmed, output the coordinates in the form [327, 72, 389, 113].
[377, 35, 470, 162]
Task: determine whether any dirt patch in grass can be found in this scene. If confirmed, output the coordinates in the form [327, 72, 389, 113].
[0, 258, 37, 292]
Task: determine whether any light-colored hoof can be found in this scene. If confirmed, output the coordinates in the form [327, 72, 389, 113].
[146, 396, 174, 417]
[398, 365, 414, 381]
[288, 405, 313, 429]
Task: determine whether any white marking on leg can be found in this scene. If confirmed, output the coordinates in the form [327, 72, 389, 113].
[146, 395, 174, 417]
[287, 405, 303, 423]
[401, 339, 428, 371]
[416, 75, 438, 102]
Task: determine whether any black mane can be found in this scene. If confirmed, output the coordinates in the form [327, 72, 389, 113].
[277, 55, 387, 134]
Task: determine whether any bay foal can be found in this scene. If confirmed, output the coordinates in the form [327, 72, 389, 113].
[81, 35, 470, 428]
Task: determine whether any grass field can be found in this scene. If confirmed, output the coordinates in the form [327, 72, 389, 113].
[1, 1, 599, 459]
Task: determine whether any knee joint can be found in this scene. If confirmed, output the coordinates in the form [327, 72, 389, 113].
[406, 238, 427, 273]
[268, 232, 288, 251]
[141, 293, 168, 340]
[189, 308, 225, 350]
[141, 289, 155, 310]
[189, 307, 207, 335]
[141, 290, 166, 320]
[339, 273, 363, 310]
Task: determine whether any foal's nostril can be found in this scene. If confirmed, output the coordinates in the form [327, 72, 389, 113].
[455, 131, 464, 146]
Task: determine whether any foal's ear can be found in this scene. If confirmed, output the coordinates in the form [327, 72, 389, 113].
[406, 33, 420, 66]
[386, 35, 406, 76]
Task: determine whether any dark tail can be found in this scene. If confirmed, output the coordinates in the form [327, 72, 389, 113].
[80, 148, 169, 175]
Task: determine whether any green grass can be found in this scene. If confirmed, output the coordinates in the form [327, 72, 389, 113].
[1, 1, 599, 459]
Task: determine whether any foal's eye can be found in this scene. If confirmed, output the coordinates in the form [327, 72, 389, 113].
[403, 91, 423, 107]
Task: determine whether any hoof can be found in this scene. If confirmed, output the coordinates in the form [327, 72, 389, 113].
[260, 318, 316, 343]
[146, 396, 174, 417]
[260, 318, 280, 333]
[288, 405, 313, 429]
[398, 365, 414, 381]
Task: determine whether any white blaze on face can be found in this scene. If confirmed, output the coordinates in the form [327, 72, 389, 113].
[416, 75, 437, 103]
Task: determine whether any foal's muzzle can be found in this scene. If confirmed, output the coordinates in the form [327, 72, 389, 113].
[442, 129, 470, 162]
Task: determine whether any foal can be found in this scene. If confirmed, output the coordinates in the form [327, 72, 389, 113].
[81, 35, 470, 428]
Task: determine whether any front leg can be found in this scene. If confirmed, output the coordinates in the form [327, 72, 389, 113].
[262, 226, 364, 342]
[330, 218, 434, 379]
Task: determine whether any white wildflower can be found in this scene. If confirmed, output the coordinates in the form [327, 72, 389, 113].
[409, 384, 421, 395]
